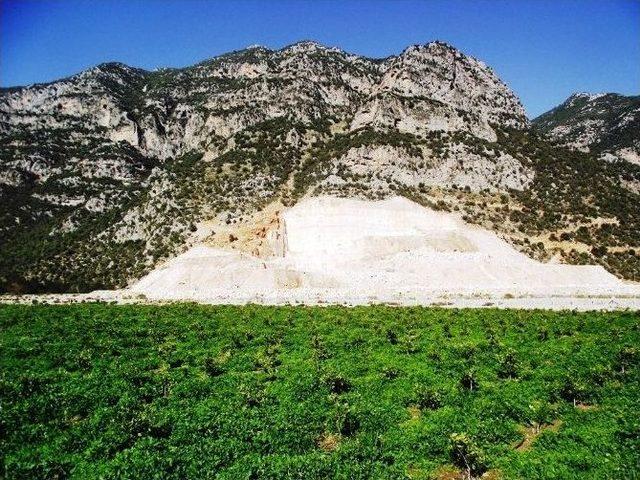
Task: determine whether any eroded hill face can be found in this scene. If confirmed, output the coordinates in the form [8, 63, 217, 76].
[1, 42, 639, 293]
[130, 196, 640, 303]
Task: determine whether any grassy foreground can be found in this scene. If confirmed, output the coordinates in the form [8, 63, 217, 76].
[0, 304, 638, 479]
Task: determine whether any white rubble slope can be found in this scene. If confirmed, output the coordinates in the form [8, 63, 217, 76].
[131, 196, 640, 304]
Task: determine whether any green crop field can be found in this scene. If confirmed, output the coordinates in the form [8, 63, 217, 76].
[0, 304, 638, 479]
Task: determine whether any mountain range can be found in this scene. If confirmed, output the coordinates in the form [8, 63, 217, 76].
[1, 40, 638, 293]
[532, 92, 640, 164]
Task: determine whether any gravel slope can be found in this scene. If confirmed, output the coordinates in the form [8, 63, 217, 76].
[127, 196, 640, 307]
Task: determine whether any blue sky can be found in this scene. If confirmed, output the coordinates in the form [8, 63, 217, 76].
[1, 0, 638, 117]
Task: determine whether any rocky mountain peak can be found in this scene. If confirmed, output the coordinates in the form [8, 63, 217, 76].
[567, 92, 609, 102]
[281, 40, 336, 53]
[2, 40, 529, 157]
[533, 92, 640, 163]
[91, 62, 141, 74]
[366, 40, 528, 140]
[4, 41, 637, 294]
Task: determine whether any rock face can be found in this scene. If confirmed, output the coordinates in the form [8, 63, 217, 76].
[1, 41, 639, 293]
[1, 41, 527, 165]
[349, 43, 528, 141]
[533, 93, 640, 164]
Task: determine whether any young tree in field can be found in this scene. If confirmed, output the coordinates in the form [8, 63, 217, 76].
[460, 369, 479, 392]
[559, 376, 588, 407]
[450, 433, 487, 479]
[203, 356, 224, 377]
[528, 400, 555, 433]
[415, 386, 442, 410]
[498, 348, 520, 379]
[617, 346, 637, 374]
[335, 403, 360, 437]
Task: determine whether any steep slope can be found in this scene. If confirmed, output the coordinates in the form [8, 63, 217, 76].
[1, 41, 639, 293]
[533, 93, 640, 164]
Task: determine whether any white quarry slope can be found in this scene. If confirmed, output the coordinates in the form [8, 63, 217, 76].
[130, 196, 640, 306]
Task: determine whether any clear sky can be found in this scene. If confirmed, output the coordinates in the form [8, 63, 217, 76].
[1, 0, 638, 117]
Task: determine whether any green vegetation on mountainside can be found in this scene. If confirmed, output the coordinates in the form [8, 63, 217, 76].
[532, 94, 640, 155]
[2, 121, 640, 293]
[499, 129, 640, 280]
[1, 305, 638, 479]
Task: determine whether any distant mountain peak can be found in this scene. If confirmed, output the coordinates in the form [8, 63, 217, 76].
[281, 40, 339, 53]
[567, 92, 609, 103]
[534, 92, 640, 162]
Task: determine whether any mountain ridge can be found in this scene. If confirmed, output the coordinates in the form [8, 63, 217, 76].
[1, 41, 639, 293]
[533, 92, 640, 164]
[0, 40, 495, 90]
